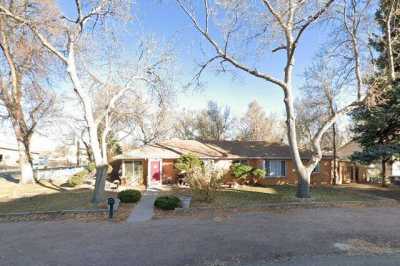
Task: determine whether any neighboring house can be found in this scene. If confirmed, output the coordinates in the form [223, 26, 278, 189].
[111, 139, 333, 187]
[0, 144, 40, 169]
[391, 161, 400, 177]
[335, 142, 374, 184]
[336, 141, 400, 183]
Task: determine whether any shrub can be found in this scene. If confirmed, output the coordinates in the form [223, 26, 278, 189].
[188, 164, 225, 202]
[175, 154, 225, 202]
[174, 153, 204, 174]
[230, 163, 266, 185]
[87, 162, 96, 173]
[252, 168, 266, 178]
[154, 196, 181, 210]
[231, 163, 253, 179]
[117, 189, 141, 203]
[68, 170, 89, 187]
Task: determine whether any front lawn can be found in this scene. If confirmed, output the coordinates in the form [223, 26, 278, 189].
[189, 185, 377, 209]
[0, 178, 118, 214]
[0, 189, 102, 214]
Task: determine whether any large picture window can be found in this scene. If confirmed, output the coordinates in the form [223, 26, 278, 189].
[264, 160, 286, 177]
[124, 160, 143, 183]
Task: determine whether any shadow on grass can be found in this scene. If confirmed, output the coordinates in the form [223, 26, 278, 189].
[189, 185, 376, 208]
[340, 185, 400, 201]
[35, 180, 68, 192]
[0, 188, 101, 214]
[0, 172, 19, 184]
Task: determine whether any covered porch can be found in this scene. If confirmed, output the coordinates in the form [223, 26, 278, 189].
[111, 144, 179, 188]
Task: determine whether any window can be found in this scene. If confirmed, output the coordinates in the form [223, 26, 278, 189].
[312, 163, 321, 173]
[232, 159, 249, 165]
[264, 160, 286, 177]
[124, 161, 143, 183]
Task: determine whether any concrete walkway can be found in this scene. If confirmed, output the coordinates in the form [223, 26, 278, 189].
[126, 189, 159, 223]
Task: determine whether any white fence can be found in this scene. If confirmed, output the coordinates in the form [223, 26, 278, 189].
[0, 166, 85, 183]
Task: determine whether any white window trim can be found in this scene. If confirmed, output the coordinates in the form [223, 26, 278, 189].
[264, 160, 287, 178]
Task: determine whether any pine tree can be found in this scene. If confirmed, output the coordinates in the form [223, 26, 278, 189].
[351, 0, 400, 186]
[351, 83, 400, 175]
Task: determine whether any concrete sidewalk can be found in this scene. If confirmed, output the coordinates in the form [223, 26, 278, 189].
[126, 189, 159, 223]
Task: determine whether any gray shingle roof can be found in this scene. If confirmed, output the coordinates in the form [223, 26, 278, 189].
[113, 140, 329, 161]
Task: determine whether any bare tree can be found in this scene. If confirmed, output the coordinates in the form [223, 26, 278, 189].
[0, 3, 56, 183]
[383, 0, 399, 83]
[174, 109, 198, 140]
[0, 0, 136, 202]
[296, 64, 347, 184]
[238, 100, 282, 142]
[196, 101, 234, 141]
[90, 38, 176, 151]
[175, 0, 373, 197]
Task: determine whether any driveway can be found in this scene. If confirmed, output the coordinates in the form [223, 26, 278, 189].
[1, 207, 400, 266]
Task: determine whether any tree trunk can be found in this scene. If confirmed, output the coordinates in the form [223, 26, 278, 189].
[17, 140, 34, 184]
[386, 5, 396, 83]
[92, 164, 108, 203]
[283, 84, 311, 198]
[9, 111, 34, 184]
[283, 40, 311, 198]
[332, 123, 338, 185]
[66, 43, 106, 203]
[382, 159, 387, 187]
[101, 131, 108, 164]
[76, 140, 80, 167]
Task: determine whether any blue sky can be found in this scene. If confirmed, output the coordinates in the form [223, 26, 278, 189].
[134, 1, 330, 117]
[57, 0, 331, 118]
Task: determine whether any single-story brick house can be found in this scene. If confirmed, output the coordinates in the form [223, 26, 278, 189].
[111, 139, 334, 187]
[336, 141, 400, 183]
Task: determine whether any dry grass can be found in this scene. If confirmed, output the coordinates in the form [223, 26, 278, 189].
[340, 183, 400, 201]
[0, 178, 117, 214]
[169, 185, 376, 209]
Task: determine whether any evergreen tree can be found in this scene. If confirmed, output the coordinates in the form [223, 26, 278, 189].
[351, 0, 400, 185]
[351, 83, 400, 169]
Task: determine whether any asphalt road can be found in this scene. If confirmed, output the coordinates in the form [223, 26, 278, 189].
[1, 207, 400, 266]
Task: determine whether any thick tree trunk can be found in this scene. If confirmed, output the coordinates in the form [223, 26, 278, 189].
[283, 83, 311, 198]
[283, 39, 311, 198]
[92, 164, 108, 203]
[17, 140, 34, 184]
[9, 110, 34, 184]
[66, 43, 106, 203]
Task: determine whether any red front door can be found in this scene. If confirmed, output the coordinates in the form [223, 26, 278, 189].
[151, 160, 161, 183]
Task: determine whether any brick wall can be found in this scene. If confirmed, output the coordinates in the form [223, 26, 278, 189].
[158, 158, 334, 186]
[162, 159, 178, 184]
[248, 158, 332, 185]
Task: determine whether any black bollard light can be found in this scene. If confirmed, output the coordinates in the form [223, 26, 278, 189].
[108, 197, 115, 219]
